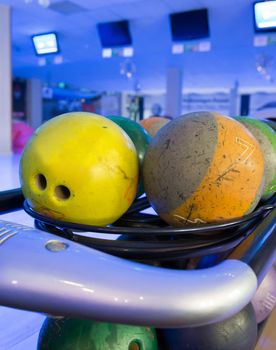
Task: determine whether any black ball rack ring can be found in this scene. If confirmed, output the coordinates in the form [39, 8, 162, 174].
[23, 193, 276, 262]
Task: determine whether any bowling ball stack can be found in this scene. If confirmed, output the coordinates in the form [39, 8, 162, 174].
[20, 110, 275, 261]
[21, 110, 275, 231]
[18, 111, 275, 350]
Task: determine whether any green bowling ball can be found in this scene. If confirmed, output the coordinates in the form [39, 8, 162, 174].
[236, 116, 276, 198]
[37, 317, 158, 350]
[262, 118, 276, 131]
[108, 115, 151, 197]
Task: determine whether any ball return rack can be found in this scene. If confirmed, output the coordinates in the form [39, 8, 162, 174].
[0, 188, 275, 328]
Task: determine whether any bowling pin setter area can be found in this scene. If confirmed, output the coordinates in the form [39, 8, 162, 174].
[0, 110, 275, 350]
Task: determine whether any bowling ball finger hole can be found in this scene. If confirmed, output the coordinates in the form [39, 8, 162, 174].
[35, 173, 47, 190]
[55, 185, 71, 200]
[128, 340, 141, 350]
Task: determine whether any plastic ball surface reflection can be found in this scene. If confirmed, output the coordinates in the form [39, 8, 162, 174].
[20, 112, 139, 226]
[38, 317, 158, 350]
[143, 112, 265, 226]
[107, 115, 151, 197]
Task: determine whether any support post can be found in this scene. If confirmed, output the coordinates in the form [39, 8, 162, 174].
[165, 68, 182, 119]
[0, 4, 12, 154]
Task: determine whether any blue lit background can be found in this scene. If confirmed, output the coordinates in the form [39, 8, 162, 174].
[0, 0, 273, 91]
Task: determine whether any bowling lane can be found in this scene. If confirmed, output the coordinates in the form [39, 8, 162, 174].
[0, 155, 45, 350]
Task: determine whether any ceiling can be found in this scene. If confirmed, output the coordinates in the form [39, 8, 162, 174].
[1, 0, 276, 91]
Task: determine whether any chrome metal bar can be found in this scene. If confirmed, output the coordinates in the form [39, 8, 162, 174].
[0, 220, 257, 328]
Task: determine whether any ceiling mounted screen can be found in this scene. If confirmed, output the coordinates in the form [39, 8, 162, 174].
[254, 1, 276, 32]
[32, 32, 59, 55]
[170, 9, 210, 41]
[97, 20, 132, 48]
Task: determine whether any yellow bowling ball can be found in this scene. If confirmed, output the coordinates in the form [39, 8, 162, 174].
[20, 112, 139, 226]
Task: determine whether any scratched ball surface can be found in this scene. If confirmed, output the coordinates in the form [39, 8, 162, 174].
[20, 112, 138, 226]
[143, 112, 265, 226]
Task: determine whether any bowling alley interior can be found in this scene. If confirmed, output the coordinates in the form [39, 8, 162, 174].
[0, 0, 276, 349]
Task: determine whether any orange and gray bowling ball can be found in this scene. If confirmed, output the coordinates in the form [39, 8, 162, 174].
[143, 112, 265, 226]
[140, 117, 170, 137]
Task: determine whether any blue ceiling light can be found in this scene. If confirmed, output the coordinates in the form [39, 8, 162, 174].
[32, 32, 59, 55]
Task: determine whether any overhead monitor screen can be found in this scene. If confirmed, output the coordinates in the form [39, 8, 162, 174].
[32, 32, 59, 55]
[254, 1, 276, 32]
[170, 9, 210, 41]
[97, 20, 132, 48]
